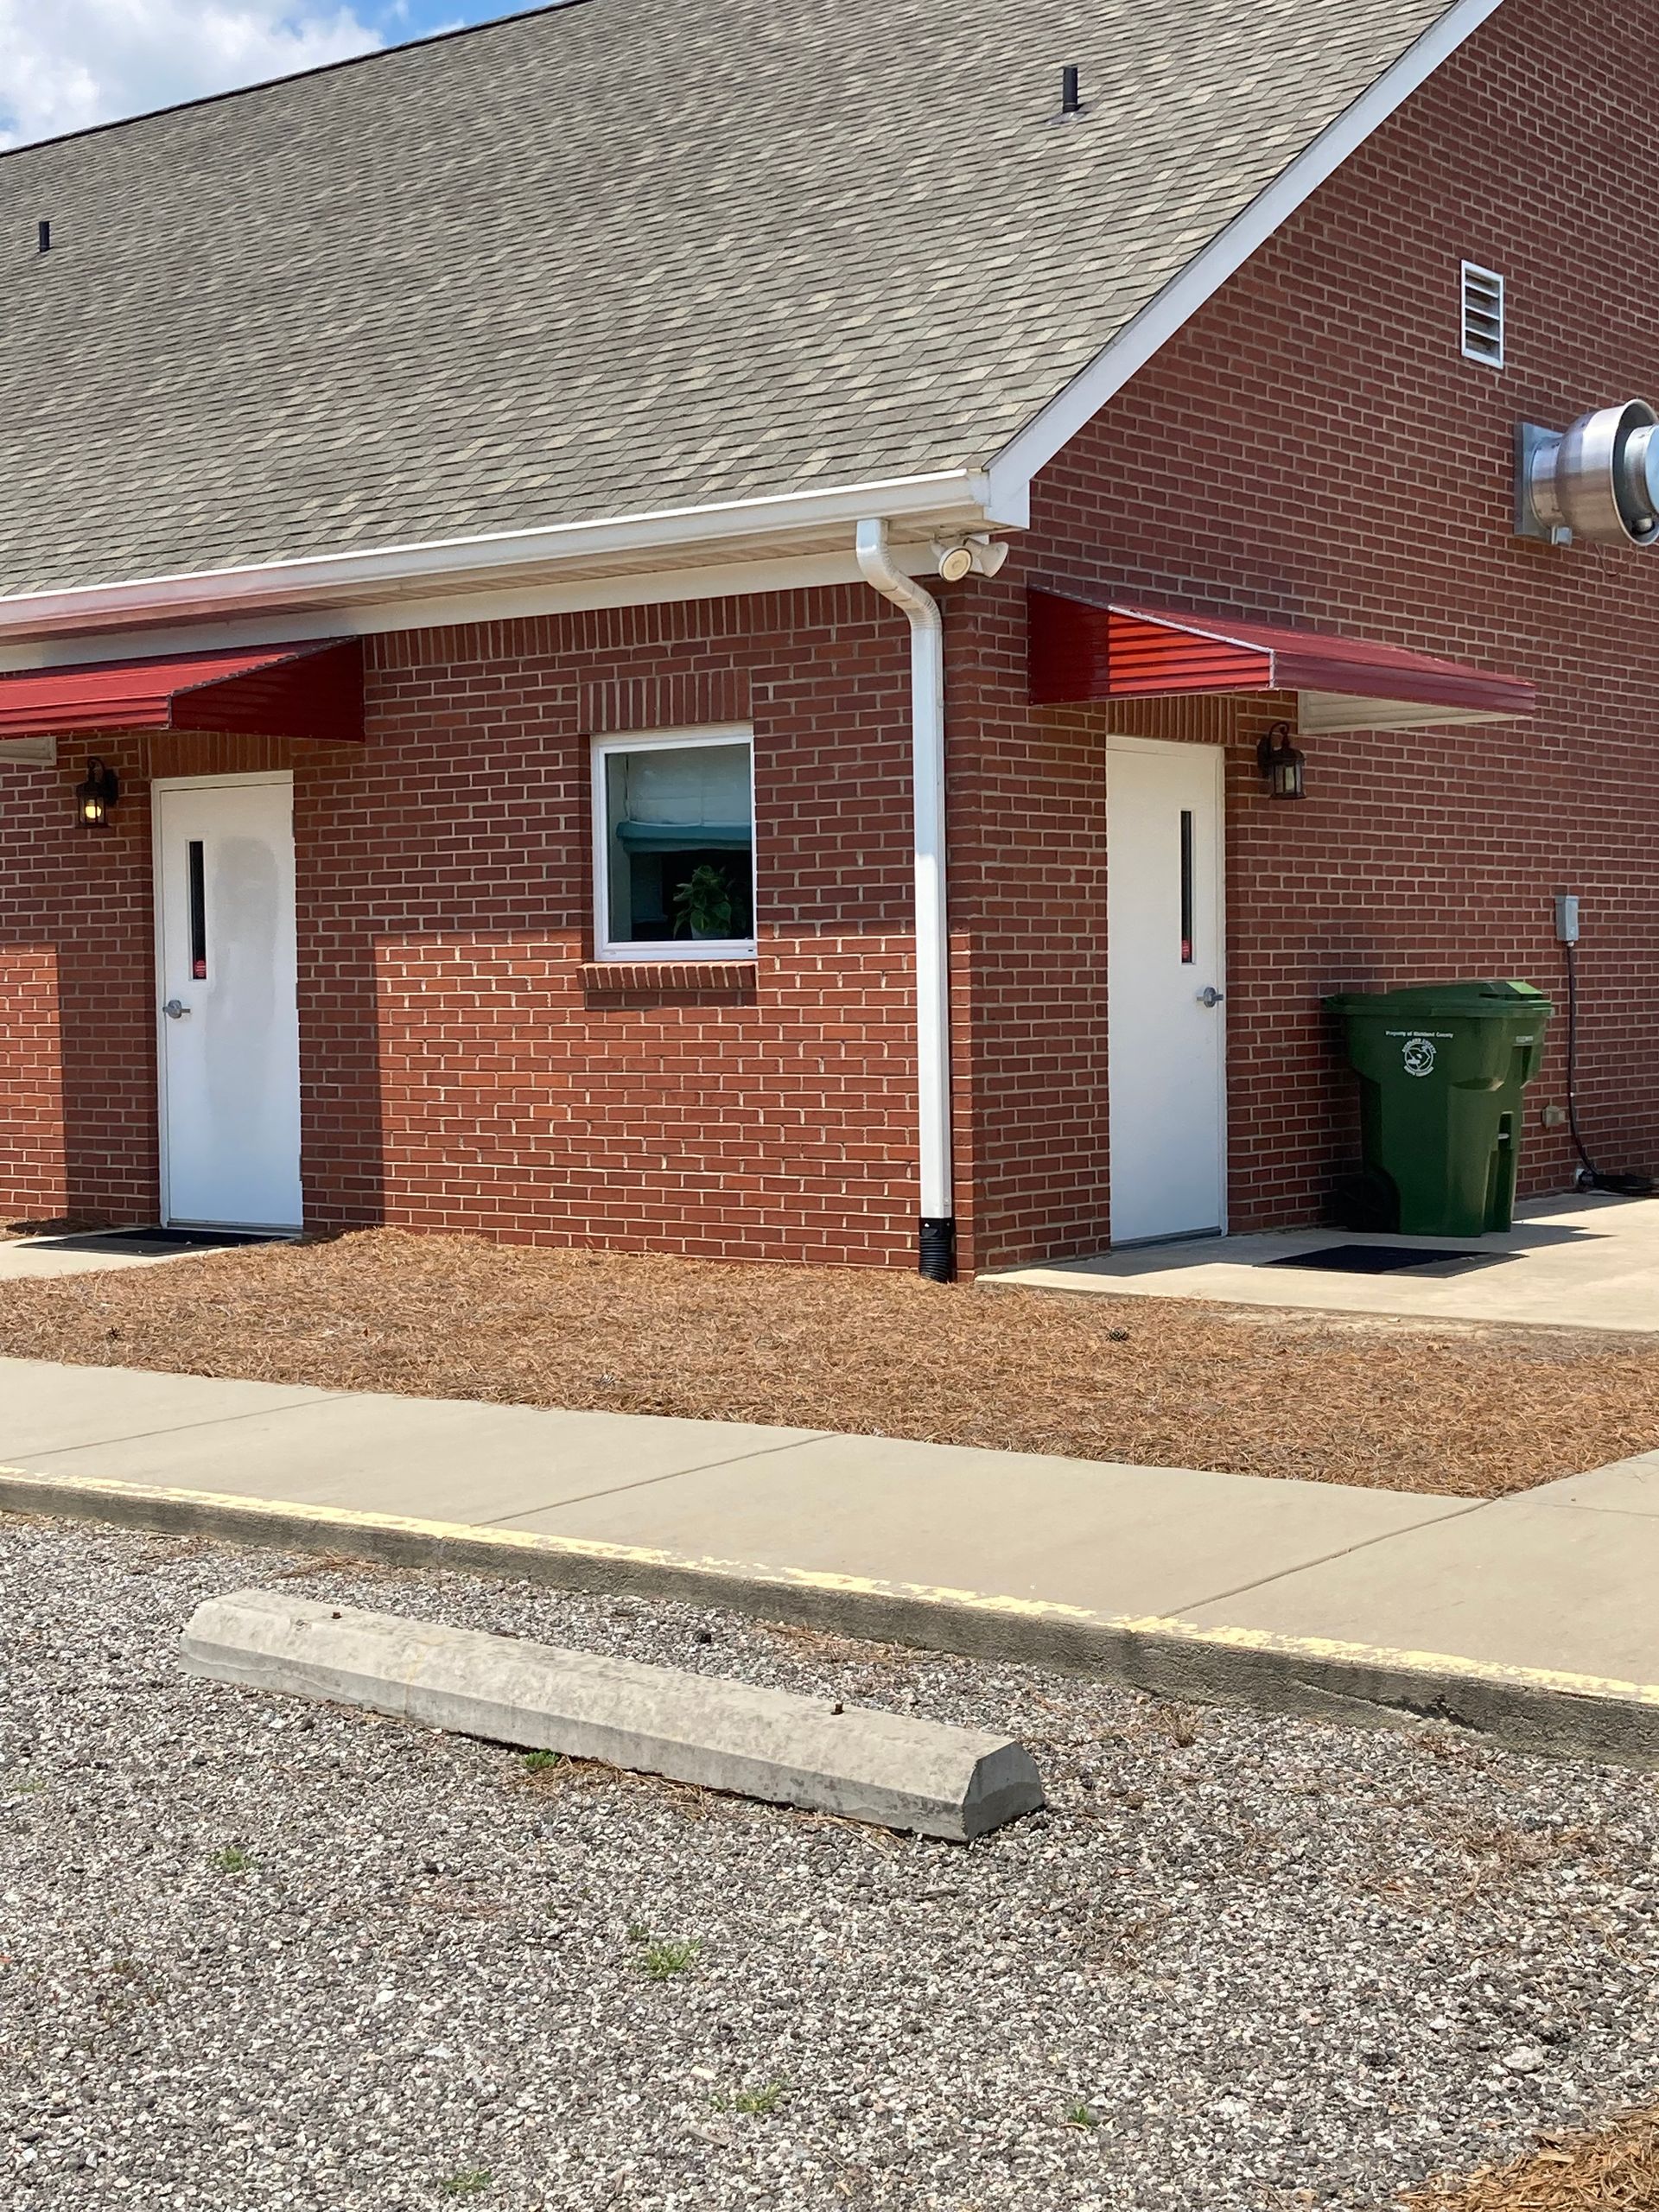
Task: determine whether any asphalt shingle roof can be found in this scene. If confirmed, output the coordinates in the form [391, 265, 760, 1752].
[0, 0, 1462, 595]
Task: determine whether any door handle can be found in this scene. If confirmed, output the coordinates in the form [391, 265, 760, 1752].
[1196, 986, 1225, 1008]
[162, 999, 191, 1020]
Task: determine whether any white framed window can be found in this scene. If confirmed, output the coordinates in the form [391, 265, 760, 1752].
[592, 725, 756, 960]
[1460, 261, 1504, 366]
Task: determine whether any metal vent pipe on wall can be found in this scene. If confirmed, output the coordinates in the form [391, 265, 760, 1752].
[1516, 400, 1659, 548]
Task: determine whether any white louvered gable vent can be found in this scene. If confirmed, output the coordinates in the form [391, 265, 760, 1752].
[1461, 262, 1504, 366]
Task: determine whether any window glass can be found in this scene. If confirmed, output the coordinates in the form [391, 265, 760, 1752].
[601, 738, 753, 950]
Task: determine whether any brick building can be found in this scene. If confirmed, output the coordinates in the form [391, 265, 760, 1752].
[0, 0, 1651, 1276]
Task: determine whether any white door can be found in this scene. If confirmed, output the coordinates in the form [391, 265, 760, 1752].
[154, 774, 302, 1230]
[1106, 740, 1226, 1243]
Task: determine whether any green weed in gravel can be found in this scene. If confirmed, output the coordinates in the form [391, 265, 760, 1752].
[632, 1931, 701, 1980]
[712, 2080, 786, 2116]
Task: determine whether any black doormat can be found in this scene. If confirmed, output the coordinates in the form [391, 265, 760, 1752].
[23, 1226, 289, 1255]
[1265, 1243, 1491, 1276]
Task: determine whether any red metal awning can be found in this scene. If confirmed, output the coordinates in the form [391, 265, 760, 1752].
[1028, 591, 1535, 728]
[0, 639, 364, 743]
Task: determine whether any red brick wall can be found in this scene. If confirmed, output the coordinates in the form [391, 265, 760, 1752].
[301, 587, 929, 1266]
[955, 0, 1659, 1254]
[942, 585, 1111, 1266]
[5, 0, 1656, 1271]
[0, 743, 158, 1227]
[0, 594, 939, 1265]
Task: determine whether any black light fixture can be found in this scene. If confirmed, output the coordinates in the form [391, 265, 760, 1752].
[76, 758, 119, 830]
[1256, 721, 1306, 801]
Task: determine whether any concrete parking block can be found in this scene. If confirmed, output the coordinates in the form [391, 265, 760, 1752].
[181, 1588, 1045, 1840]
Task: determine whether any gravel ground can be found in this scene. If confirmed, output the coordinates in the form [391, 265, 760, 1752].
[4, 1516, 1659, 2212]
[1, 1229, 1658, 1495]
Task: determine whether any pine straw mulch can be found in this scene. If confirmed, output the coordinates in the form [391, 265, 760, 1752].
[0, 1229, 1656, 1497]
[1401, 2103, 1659, 2209]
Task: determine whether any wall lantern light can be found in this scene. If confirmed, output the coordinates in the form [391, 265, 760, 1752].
[76, 757, 120, 830]
[1256, 722, 1306, 801]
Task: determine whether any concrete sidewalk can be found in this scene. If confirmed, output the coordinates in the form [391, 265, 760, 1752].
[994, 1191, 1659, 1332]
[0, 1234, 189, 1281]
[3, 1355, 1657, 1764]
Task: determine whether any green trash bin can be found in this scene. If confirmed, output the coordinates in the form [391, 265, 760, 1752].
[1324, 980, 1553, 1236]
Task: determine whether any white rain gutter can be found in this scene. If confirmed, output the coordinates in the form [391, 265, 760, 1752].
[854, 518, 955, 1281]
[0, 468, 1008, 645]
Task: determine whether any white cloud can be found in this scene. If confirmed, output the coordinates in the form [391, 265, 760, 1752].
[0, 0, 386, 149]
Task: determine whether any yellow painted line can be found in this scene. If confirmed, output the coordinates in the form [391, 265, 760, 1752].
[1107, 1615, 1659, 1707]
[3, 1464, 1659, 1715]
[0, 1467, 1107, 1615]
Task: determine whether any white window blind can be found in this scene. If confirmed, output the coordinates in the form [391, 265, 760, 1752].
[614, 744, 750, 837]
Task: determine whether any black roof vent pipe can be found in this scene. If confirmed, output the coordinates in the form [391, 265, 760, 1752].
[37, 219, 50, 253]
[1060, 65, 1083, 114]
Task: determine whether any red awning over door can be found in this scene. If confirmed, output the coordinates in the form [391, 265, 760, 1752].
[1029, 592, 1535, 728]
[0, 639, 364, 742]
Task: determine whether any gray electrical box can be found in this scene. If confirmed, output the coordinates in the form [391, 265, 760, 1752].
[1554, 893, 1581, 944]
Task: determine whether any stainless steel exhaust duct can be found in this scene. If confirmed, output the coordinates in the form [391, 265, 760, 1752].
[1516, 400, 1659, 548]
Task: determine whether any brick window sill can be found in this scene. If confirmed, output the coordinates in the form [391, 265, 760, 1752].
[579, 959, 758, 1000]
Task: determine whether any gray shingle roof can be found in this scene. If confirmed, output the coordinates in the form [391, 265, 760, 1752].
[0, 0, 1460, 595]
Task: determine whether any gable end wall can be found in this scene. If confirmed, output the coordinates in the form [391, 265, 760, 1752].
[946, 0, 1659, 1262]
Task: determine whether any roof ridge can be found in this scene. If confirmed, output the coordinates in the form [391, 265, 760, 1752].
[0, 0, 590, 165]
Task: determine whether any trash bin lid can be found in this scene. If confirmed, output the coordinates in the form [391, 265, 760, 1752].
[1325, 978, 1553, 1020]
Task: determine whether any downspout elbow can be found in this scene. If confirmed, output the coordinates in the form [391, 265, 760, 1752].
[855, 518, 944, 637]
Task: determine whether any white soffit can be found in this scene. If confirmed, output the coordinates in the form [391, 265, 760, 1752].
[1298, 691, 1521, 733]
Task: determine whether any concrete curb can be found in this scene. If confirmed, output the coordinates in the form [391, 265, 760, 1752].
[8, 1464, 1659, 1769]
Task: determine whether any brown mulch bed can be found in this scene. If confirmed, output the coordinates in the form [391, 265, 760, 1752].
[0, 1229, 1656, 1497]
[1402, 2102, 1659, 2209]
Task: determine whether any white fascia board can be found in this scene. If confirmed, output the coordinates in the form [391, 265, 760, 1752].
[0, 469, 995, 646]
[0, 544, 938, 673]
[984, 0, 1506, 514]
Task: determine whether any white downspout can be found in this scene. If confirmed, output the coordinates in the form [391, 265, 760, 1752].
[854, 518, 955, 1281]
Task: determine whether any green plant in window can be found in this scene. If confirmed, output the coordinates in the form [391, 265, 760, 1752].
[673, 862, 736, 940]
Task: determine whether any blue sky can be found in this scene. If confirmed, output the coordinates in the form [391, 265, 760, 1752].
[0, 1, 538, 149]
